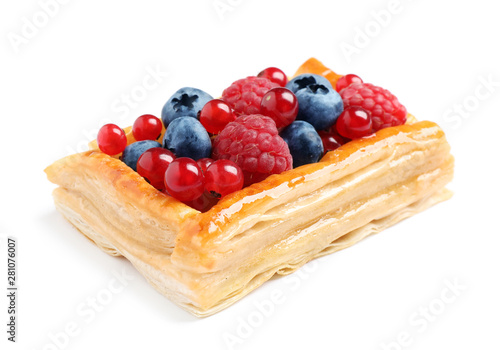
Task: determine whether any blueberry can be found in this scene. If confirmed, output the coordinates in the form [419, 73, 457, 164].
[121, 140, 162, 171]
[286, 73, 333, 94]
[295, 84, 343, 130]
[280, 121, 324, 168]
[161, 87, 213, 127]
[163, 116, 211, 160]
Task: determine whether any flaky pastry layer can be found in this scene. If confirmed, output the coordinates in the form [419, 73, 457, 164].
[45, 120, 454, 317]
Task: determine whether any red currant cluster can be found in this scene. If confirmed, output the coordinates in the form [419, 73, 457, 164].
[333, 74, 371, 139]
[334, 74, 407, 139]
[96, 114, 163, 156]
[97, 114, 245, 211]
[164, 157, 244, 205]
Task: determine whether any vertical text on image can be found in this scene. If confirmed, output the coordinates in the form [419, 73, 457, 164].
[6, 237, 18, 342]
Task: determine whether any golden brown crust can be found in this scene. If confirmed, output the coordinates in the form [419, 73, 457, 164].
[45, 150, 197, 264]
[45, 86, 454, 316]
[46, 150, 196, 224]
[171, 120, 451, 271]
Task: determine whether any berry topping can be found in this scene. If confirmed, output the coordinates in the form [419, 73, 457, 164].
[280, 121, 324, 168]
[121, 140, 162, 171]
[197, 158, 214, 174]
[257, 67, 288, 87]
[132, 114, 163, 141]
[205, 159, 244, 198]
[97, 124, 128, 156]
[318, 130, 344, 153]
[93, 61, 410, 200]
[222, 77, 279, 116]
[137, 148, 175, 190]
[183, 192, 219, 213]
[199, 99, 236, 134]
[335, 107, 373, 139]
[295, 84, 344, 130]
[286, 73, 333, 94]
[335, 74, 363, 92]
[163, 116, 212, 160]
[212, 114, 293, 186]
[340, 83, 407, 131]
[164, 158, 205, 202]
[260, 87, 299, 128]
[328, 122, 351, 144]
[161, 87, 213, 127]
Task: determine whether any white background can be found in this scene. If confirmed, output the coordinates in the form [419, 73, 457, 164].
[1, 0, 499, 349]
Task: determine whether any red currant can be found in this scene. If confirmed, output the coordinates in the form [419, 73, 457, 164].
[318, 131, 344, 154]
[260, 87, 298, 128]
[97, 124, 127, 155]
[199, 99, 236, 134]
[336, 107, 373, 139]
[197, 158, 214, 174]
[329, 122, 351, 144]
[184, 192, 219, 212]
[257, 67, 288, 87]
[164, 158, 205, 202]
[132, 114, 163, 141]
[205, 160, 244, 198]
[137, 148, 175, 190]
[335, 74, 363, 92]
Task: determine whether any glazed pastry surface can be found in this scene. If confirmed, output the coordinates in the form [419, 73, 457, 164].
[46, 119, 454, 316]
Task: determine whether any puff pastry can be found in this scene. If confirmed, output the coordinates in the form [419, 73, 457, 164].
[45, 64, 454, 317]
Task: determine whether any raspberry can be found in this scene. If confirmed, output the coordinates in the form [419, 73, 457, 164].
[340, 83, 407, 131]
[222, 77, 279, 116]
[212, 115, 293, 186]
